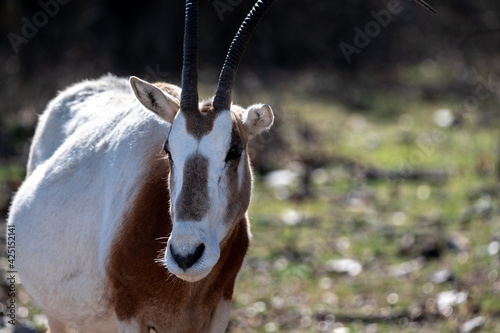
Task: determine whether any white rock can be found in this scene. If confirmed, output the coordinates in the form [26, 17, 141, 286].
[487, 241, 499, 256]
[436, 290, 468, 315]
[265, 169, 299, 187]
[280, 209, 303, 225]
[433, 109, 454, 128]
[430, 269, 453, 284]
[460, 316, 485, 333]
[325, 259, 362, 276]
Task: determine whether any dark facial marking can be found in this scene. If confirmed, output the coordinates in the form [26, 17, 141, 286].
[183, 108, 218, 139]
[107, 156, 250, 328]
[227, 119, 243, 162]
[175, 155, 210, 221]
[224, 121, 251, 224]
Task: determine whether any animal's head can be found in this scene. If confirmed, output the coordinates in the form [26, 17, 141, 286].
[129, 0, 276, 282]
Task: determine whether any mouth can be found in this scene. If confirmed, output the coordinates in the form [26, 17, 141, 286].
[164, 221, 221, 282]
[170, 269, 212, 282]
[164, 250, 218, 282]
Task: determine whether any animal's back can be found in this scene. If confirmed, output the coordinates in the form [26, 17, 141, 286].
[27, 75, 132, 174]
[8, 75, 170, 331]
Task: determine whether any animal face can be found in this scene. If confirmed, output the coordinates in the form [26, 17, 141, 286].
[130, 76, 274, 281]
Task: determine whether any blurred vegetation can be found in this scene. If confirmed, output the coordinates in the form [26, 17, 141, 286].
[1, 0, 500, 332]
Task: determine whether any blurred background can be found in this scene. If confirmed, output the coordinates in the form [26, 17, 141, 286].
[1, 0, 500, 332]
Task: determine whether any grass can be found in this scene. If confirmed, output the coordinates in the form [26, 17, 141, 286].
[229, 92, 500, 332]
[2, 68, 500, 332]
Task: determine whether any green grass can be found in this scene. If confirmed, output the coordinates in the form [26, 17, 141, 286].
[230, 92, 500, 332]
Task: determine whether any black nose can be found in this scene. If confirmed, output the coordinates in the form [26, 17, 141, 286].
[170, 243, 205, 271]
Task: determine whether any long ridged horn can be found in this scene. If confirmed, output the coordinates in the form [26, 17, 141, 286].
[412, 0, 436, 13]
[180, 0, 200, 114]
[213, 0, 278, 112]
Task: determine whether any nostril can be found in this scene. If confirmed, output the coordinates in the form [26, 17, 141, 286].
[170, 243, 205, 271]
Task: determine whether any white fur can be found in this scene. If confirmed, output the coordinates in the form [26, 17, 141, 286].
[130, 76, 178, 123]
[117, 319, 148, 333]
[9, 74, 274, 332]
[165, 111, 235, 282]
[9, 75, 170, 331]
[201, 300, 231, 333]
[242, 104, 274, 138]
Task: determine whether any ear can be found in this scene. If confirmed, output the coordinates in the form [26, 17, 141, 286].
[129, 76, 179, 124]
[242, 104, 274, 139]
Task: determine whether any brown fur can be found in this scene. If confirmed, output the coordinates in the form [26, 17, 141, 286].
[154, 82, 182, 102]
[183, 109, 218, 138]
[176, 155, 210, 221]
[224, 119, 252, 225]
[183, 99, 247, 139]
[106, 151, 250, 331]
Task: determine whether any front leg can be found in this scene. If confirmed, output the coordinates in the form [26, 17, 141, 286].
[201, 300, 231, 333]
[117, 319, 149, 333]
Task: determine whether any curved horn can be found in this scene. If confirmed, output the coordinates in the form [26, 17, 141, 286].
[213, 0, 278, 112]
[412, 0, 436, 13]
[181, 0, 200, 114]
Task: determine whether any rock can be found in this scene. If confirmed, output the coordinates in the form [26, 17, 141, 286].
[265, 169, 299, 188]
[265, 169, 301, 200]
[430, 269, 455, 284]
[446, 233, 470, 253]
[14, 328, 37, 333]
[436, 290, 468, 316]
[398, 233, 446, 260]
[399, 233, 416, 256]
[487, 241, 500, 256]
[475, 195, 491, 215]
[325, 259, 362, 277]
[344, 189, 374, 209]
[280, 209, 303, 226]
[333, 327, 350, 333]
[0, 326, 37, 333]
[433, 109, 454, 128]
[388, 258, 424, 277]
[460, 316, 485, 333]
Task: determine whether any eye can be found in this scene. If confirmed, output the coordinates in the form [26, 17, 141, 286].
[164, 141, 173, 163]
[225, 145, 242, 163]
